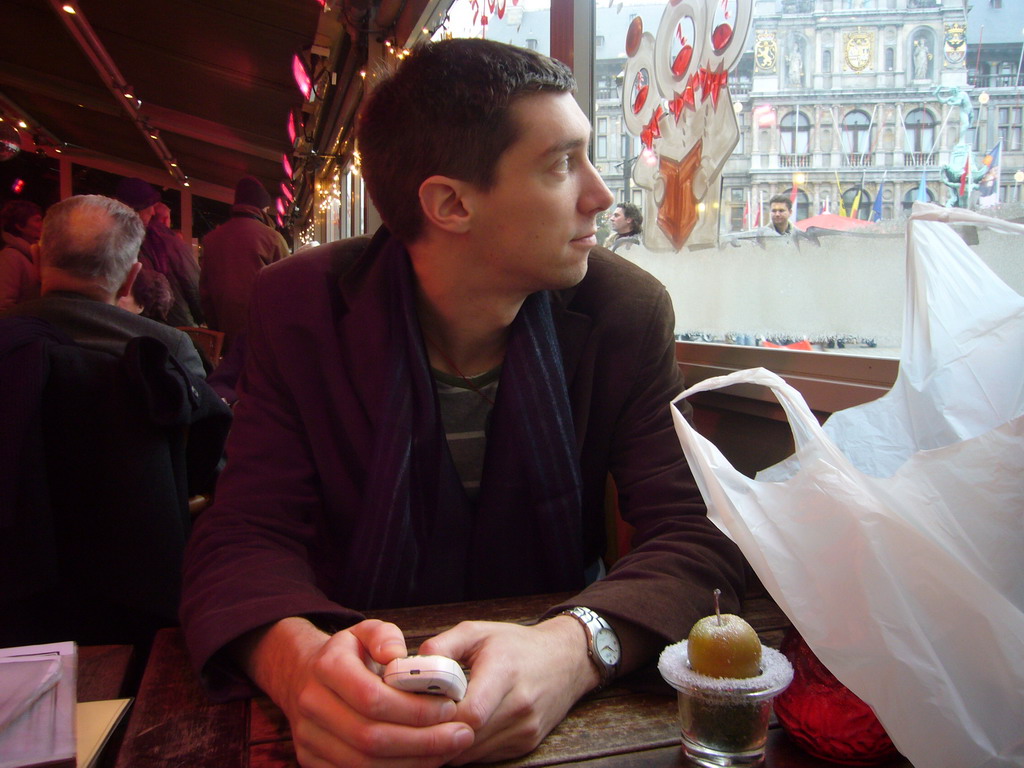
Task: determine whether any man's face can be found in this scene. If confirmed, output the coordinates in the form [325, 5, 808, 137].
[609, 206, 632, 234]
[465, 91, 614, 295]
[770, 203, 791, 231]
[19, 213, 43, 242]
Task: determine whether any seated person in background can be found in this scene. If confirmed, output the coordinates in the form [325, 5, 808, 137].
[0, 199, 43, 312]
[4, 194, 205, 379]
[118, 265, 174, 323]
[180, 39, 744, 768]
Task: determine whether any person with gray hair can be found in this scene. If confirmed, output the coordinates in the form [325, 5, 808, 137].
[3, 195, 204, 377]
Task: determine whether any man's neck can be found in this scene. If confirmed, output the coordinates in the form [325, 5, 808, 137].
[409, 243, 523, 377]
[40, 269, 116, 304]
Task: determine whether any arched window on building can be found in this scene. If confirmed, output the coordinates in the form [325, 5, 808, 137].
[885, 47, 895, 72]
[842, 110, 874, 165]
[902, 185, 935, 212]
[823, 49, 832, 73]
[841, 187, 873, 220]
[779, 110, 811, 159]
[904, 108, 936, 163]
[792, 189, 810, 221]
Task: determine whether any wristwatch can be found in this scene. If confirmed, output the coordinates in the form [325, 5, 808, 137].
[561, 606, 621, 688]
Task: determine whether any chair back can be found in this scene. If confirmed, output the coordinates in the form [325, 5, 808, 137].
[178, 326, 224, 362]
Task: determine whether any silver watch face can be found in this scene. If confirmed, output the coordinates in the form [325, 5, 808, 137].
[595, 627, 621, 666]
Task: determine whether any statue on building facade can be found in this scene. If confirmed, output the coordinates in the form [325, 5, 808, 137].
[913, 39, 930, 80]
[788, 43, 804, 87]
[935, 86, 974, 145]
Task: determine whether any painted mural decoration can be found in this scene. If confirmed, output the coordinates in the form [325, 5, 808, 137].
[621, 0, 753, 251]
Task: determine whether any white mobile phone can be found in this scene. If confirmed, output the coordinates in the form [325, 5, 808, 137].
[382, 655, 468, 701]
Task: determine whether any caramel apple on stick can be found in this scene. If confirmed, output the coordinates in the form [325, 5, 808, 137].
[687, 589, 762, 679]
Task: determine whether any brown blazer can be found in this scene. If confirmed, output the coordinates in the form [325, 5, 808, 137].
[180, 230, 745, 697]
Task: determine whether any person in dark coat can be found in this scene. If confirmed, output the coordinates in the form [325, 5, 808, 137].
[199, 176, 290, 352]
[115, 177, 204, 326]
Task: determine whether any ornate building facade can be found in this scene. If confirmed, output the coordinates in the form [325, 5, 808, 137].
[721, 0, 983, 230]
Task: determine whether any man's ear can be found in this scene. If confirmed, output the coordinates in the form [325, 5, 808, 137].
[116, 261, 143, 300]
[418, 175, 473, 234]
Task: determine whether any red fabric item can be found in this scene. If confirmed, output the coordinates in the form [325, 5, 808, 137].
[775, 630, 899, 765]
[762, 339, 812, 351]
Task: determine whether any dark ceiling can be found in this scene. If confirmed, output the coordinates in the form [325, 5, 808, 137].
[1, 0, 327, 206]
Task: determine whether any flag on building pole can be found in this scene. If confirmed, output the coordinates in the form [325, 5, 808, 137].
[978, 140, 1002, 207]
[850, 186, 863, 219]
[743, 191, 750, 229]
[754, 191, 762, 228]
[916, 167, 929, 202]
[872, 172, 886, 223]
[959, 150, 971, 198]
[835, 172, 848, 217]
[790, 185, 799, 223]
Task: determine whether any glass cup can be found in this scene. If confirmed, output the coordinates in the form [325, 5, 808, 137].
[659, 641, 794, 767]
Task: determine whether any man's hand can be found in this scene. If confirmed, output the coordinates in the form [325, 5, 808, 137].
[418, 616, 600, 764]
[239, 617, 475, 767]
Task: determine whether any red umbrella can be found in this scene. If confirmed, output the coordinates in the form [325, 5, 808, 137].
[794, 213, 877, 232]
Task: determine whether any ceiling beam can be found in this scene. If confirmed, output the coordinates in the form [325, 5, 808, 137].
[48, 0, 186, 185]
[0, 62, 119, 118]
[143, 103, 283, 162]
[0, 63, 282, 162]
[30, 139, 235, 204]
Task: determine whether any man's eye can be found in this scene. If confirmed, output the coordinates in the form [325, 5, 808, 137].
[554, 155, 571, 172]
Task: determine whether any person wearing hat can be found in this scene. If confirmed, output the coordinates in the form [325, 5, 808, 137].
[199, 176, 290, 353]
[115, 177, 204, 329]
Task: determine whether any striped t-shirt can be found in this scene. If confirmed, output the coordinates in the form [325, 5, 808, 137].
[432, 366, 500, 501]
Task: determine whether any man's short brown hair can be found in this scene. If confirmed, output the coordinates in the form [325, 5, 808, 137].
[357, 38, 576, 244]
[769, 193, 792, 211]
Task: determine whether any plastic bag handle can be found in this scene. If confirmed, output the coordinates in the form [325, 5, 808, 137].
[910, 201, 1024, 235]
[672, 367, 845, 464]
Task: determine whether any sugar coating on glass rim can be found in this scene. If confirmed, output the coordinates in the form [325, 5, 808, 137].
[658, 641, 794, 693]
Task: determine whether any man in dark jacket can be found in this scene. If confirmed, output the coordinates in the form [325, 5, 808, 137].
[180, 39, 745, 768]
[6, 194, 204, 378]
[199, 176, 290, 352]
[115, 177, 204, 326]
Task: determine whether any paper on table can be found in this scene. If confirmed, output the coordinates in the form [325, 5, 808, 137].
[0, 642, 77, 768]
[76, 699, 132, 768]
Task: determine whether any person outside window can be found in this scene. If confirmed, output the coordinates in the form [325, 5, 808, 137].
[179, 39, 744, 768]
[761, 194, 794, 236]
[605, 201, 642, 252]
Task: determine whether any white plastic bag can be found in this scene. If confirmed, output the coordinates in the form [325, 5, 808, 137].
[671, 205, 1024, 768]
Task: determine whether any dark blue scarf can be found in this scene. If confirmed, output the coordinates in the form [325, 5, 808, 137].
[343, 238, 585, 608]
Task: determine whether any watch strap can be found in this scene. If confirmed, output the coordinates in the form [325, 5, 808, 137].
[560, 606, 620, 688]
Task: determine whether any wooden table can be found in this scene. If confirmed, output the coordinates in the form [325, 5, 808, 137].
[78, 644, 135, 702]
[112, 593, 911, 767]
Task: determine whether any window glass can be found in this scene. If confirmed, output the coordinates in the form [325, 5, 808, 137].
[435, 0, 1024, 359]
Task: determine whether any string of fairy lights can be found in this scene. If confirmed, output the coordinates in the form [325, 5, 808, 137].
[296, 5, 462, 245]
